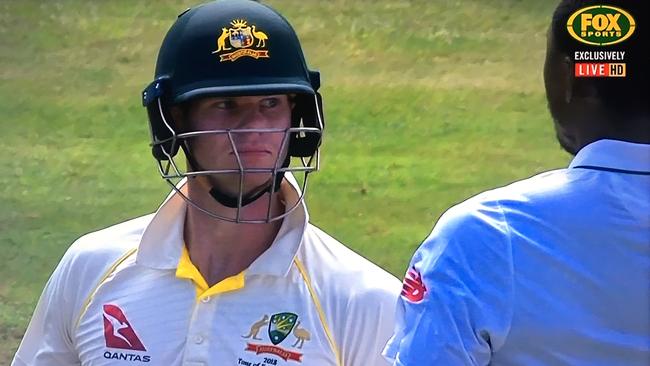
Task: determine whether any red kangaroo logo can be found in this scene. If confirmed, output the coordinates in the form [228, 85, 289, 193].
[102, 304, 146, 351]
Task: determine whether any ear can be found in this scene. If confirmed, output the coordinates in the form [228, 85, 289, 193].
[171, 106, 183, 123]
[564, 56, 601, 105]
[170, 105, 187, 133]
[288, 93, 297, 110]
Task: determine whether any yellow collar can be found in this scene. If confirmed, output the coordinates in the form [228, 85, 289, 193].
[176, 244, 245, 300]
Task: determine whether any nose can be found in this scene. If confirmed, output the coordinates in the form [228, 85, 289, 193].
[238, 106, 269, 130]
[232, 107, 271, 147]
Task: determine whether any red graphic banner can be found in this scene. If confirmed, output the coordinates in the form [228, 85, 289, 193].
[245, 343, 302, 362]
[575, 63, 626, 77]
[220, 49, 269, 62]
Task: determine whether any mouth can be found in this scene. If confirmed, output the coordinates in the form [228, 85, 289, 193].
[231, 148, 272, 156]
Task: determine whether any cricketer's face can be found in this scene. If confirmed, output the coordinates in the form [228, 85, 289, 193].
[177, 95, 293, 196]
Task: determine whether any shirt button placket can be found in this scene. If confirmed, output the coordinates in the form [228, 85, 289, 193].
[183, 296, 216, 365]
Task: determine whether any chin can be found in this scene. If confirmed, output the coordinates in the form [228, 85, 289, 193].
[242, 174, 276, 189]
[204, 173, 274, 194]
[555, 129, 578, 155]
[550, 116, 579, 155]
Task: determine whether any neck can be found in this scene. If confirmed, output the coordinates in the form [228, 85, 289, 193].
[573, 117, 650, 153]
[183, 178, 285, 286]
[608, 117, 650, 144]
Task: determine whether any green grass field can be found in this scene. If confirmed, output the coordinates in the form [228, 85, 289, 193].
[0, 0, 567, 361]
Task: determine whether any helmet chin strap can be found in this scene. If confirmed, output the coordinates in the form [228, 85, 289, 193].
[181, 143, 289, 209]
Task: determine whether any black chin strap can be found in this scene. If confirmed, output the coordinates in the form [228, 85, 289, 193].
[181, 143, 289, 208]
[208, 181, 273, 208]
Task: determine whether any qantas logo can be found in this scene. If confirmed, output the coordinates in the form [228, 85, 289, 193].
[401, 266, 427, 303]
[103, 304, 147, 351]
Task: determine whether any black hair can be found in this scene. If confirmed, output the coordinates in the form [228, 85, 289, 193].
[551, 0, 649, 120]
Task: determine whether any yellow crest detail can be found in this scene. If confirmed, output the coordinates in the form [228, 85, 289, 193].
[231, 19, 248, 28]
[212, 19, 270, 62]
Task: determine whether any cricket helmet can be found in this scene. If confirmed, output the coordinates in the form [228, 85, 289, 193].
[142, 0, 324, 222]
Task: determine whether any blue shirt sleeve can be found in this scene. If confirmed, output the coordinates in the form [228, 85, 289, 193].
[384, 197, 515, 365]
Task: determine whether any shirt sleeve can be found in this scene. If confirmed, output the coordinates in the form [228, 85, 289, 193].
[383, 198, 515, 366]
[341, 277, 401, 366]
[12, 246, 81, 366]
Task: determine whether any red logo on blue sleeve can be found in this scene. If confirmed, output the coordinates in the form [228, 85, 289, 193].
[401, 266, 427, 303]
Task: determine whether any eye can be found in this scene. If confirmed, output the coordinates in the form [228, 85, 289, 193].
[260, 97, 280, 108]
[213, 99, 236, 110]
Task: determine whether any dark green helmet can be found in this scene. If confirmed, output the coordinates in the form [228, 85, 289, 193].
[141, 0, 324, 222]
[142, 0, 324, 161]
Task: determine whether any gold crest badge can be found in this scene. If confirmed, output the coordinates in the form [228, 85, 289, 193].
[212, 19, 270, 62]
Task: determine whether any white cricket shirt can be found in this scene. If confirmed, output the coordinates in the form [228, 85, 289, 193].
[13, 174, 401, 366]
[384, 139, 650, 365]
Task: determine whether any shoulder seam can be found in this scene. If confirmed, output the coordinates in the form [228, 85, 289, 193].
[293, 258, 342, 366]
[72, 247, 138, 332]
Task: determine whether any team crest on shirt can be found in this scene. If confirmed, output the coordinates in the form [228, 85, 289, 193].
[241, 312, 309, 363]
[268, 312, 298, 345]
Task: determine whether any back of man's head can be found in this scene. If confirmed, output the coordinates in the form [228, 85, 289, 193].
[545, 0, 649, 154]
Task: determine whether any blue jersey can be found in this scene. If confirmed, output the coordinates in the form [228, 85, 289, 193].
[384, 140, 650, 365]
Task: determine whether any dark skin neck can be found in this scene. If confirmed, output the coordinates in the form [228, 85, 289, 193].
[584, 121, 650, 147]
[556, 112, 650, 154]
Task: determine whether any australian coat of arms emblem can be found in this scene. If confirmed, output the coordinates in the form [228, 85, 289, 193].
[212, 19, 270, 62]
